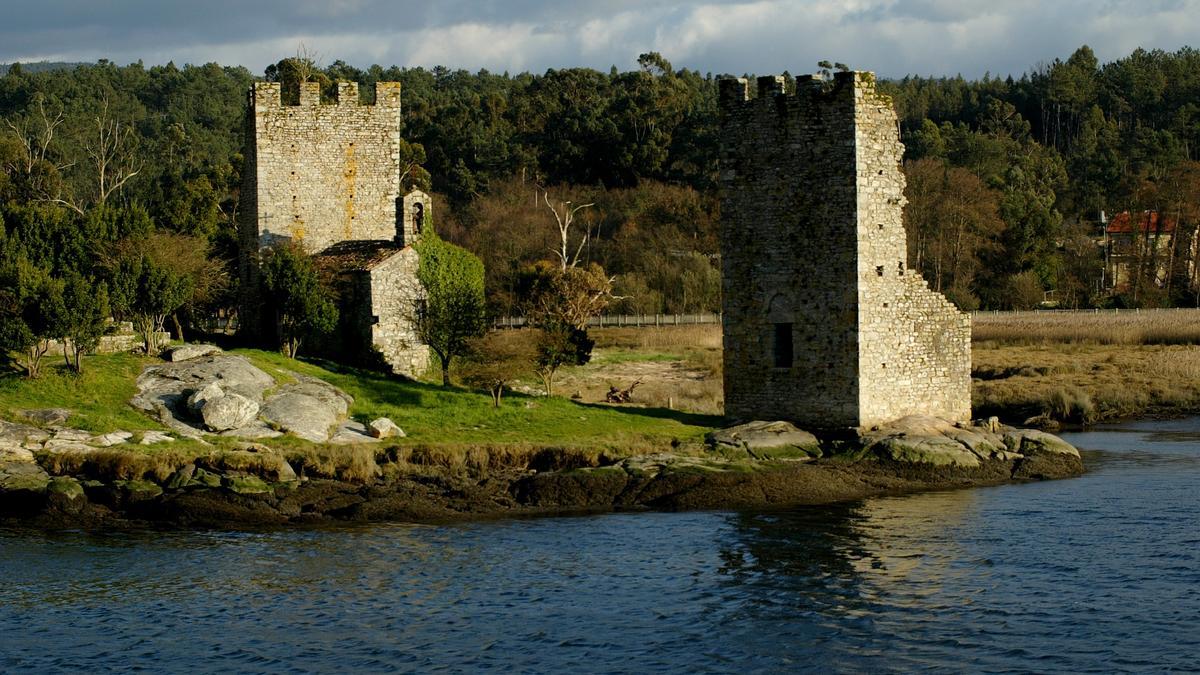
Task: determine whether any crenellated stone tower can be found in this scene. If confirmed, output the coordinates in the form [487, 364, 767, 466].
[239, 81, 429, 377]
[718, 71, 970, 430]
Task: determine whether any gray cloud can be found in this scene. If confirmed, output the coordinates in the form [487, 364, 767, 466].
[0, 0, 1196, 78]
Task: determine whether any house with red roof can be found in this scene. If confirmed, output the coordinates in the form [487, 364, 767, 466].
[1103, 210, 1180, 291]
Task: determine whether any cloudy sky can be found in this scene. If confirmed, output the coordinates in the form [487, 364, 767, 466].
[1, 0, 1197, 78]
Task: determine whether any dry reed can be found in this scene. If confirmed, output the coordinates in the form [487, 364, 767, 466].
[972, 309, 1200, 345]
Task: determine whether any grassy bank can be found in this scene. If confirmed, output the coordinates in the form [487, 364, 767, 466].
[1, 346, 725, 485]
[6, 311, 1197, 475]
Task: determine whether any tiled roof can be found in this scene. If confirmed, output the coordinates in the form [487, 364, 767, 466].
[313, 240, 404, 271]
[1107, 211, 1176, 235]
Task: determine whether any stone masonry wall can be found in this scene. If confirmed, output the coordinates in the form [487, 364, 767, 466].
[238, 80, 432, 378]
[719, 71, 970, 430]
[243, 81, 402, 255]
[852, 76, 971, 426]
[369, 248, 430, 377]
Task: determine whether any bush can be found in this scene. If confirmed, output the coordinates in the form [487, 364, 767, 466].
[458, 331, 536, 406]
[535, 321, 594, 397]
[1046, 386, 1096, 423]
[415, 232, 487, 385]
[260, 243, 338, 359]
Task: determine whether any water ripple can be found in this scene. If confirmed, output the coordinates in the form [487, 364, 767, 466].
[2, 420, 1200, 672]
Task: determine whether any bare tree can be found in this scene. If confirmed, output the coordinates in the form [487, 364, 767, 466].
[84, 97, 142, 207]
[2, 94, 76, 208]
[293, 42, 323, 83]
[542, 190, 594, 270]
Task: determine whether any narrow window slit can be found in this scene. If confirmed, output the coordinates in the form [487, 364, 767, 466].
[773, 323, 793, 369]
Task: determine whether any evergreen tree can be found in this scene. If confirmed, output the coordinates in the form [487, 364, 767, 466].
[259, 243, 337, 359]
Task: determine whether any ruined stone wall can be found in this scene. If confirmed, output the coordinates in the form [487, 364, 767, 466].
[243, 81, 403, 255]
[368, 249, 429, 377]
[852, 79, 971, 425]
[719, 71, 970, 430]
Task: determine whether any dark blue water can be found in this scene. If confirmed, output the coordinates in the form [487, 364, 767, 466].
[2, 420, 1198, 673]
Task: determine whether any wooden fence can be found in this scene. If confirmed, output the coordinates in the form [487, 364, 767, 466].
[494, 313, 722, 329]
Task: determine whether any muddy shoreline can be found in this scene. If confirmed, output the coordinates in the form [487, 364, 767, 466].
[1, 450, 1084, 530]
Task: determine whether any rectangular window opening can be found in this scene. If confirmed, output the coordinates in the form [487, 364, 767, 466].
[773, 323, 793, 369]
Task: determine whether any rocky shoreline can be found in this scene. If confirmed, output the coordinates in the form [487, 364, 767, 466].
[1, 417, 1084, 529]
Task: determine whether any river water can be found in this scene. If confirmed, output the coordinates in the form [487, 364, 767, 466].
[2, 419, 1198, 673]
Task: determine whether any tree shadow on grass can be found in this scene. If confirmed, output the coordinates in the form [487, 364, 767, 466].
[575, 400, 725, 429]
[293, 356, 725, 431]
[295, 356, 431, 407]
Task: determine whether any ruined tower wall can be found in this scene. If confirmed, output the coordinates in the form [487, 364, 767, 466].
[719, 71, 970, 430]
[243, 81, 403, 255]
[852, 82, 971, 425]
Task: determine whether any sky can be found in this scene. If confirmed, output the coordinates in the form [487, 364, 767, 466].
[1, 0, 1197, 79]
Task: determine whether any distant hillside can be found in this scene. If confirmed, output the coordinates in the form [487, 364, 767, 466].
[1, 61, 85, 75]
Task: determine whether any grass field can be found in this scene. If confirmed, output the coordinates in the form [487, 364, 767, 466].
[0, 347, 722, 457]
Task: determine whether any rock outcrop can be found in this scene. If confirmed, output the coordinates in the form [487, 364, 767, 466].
[131, 352, 360, 443]
[857, 415, 1080, 469]
[706, 421, 821, 459]
[167, 344, 223, 362]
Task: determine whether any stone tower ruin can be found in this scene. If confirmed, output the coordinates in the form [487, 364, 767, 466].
[239, 81, 429, 377]
[718, 71, 970, 430]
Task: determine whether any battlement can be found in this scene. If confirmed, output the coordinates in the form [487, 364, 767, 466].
[718, 71, 878, 112]
[250, 81, 402, 108]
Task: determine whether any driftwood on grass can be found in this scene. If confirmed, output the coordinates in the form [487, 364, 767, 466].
[605, 380, 641, 404]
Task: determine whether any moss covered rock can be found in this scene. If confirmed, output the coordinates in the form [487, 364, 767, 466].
[1004, 429, 1081, 457]
[0, 461, 51, 494]
[119, 479, 164, 502]
[187, 467, 223, 489]
[223, 475, 272, 495]
[47, 476, 85, 501]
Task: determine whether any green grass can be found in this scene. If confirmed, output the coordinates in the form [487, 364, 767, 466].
[0, 353, 163, 433]
[240, 349, 720, 448]
[0, 349, 722, 452]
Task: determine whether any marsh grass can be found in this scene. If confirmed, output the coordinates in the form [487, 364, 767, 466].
[594, 325, 723, 351]
[973, 343, 1200, 423]
[38, 446, 194, 483]
[972, 309, 1200, 345]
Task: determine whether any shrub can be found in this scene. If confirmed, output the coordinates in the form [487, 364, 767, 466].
[260, 243, 338, 359]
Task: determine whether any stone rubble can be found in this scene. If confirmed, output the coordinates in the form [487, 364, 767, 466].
[368, 417, 405, 439]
